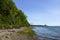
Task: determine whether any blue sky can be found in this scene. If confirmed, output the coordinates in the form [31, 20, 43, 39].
[13, 0, 60, 26]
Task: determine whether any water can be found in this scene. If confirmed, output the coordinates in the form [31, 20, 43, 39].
[32, 26, 60, 40]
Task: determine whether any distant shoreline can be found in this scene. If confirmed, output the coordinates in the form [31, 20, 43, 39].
[31, 25, 60, 27]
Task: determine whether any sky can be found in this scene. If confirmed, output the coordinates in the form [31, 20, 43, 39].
[13, 0, 60, 26]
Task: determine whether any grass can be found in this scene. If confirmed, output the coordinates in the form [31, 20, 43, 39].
[17, 28, 36, 36]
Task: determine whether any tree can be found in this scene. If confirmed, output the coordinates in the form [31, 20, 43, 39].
[0, 0, 30, 28]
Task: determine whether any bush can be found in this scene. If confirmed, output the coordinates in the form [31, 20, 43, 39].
[17, 28, 35, 36]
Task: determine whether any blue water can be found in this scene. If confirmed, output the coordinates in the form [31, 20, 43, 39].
[32, 26, 60, 40]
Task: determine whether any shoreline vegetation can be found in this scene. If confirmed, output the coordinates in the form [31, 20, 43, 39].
[17, 27, 36, 36]
[0, 27, 40, 40]
[0, 0, 39, 40]
[0, 0, 30, 29]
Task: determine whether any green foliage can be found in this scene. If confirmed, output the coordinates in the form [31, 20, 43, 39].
[0, 0, 30, 28]
[17, 28, 35, 36]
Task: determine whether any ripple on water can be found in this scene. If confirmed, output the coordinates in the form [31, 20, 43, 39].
[32, 26, 60, 40]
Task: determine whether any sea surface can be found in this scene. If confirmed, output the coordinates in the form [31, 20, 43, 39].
[32, 26, 60, 40]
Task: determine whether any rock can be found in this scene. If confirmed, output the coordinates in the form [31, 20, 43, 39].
[0, 32, 40, 40]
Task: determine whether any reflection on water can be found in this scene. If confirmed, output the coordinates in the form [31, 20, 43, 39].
[32, 26, 60, 40]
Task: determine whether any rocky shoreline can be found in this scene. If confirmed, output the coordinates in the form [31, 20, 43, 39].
[0, 30, 58, 40]
[0, 27, 40, 40]
[0, 27, 59, 40]
[0, 32, 58, 40]
[0, 32, 40, 40]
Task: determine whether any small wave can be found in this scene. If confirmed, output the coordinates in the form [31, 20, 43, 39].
[32, 26, 60, 40]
